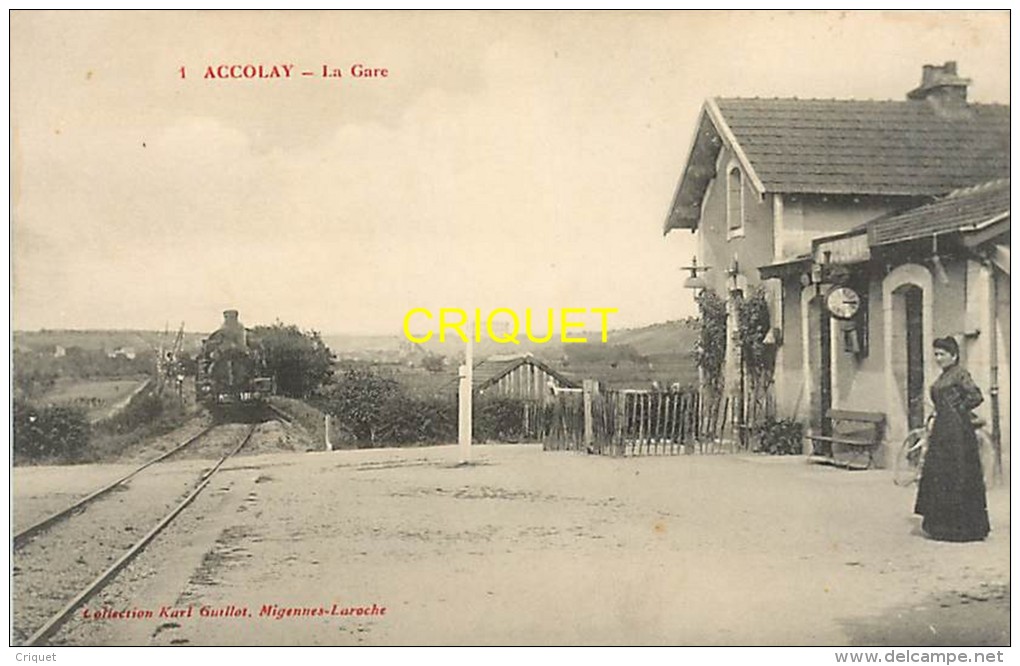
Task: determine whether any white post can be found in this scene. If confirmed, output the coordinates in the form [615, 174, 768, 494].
[458, 321, 473, 464]
[325, 414, 333, 452]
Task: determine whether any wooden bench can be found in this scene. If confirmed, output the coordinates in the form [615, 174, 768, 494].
[807, 409, 886, 470]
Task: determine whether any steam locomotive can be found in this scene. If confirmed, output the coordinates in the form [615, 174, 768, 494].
[196, 310, 274, 417]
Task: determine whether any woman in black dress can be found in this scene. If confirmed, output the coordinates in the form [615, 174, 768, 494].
[914, 336, 990, 542]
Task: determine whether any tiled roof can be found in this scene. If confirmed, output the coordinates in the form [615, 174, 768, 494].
[868, 179, 1010, 247]
[441, 354, 578, 395]
[473, 354, 577, 391]
[715, 98, 1009, 196]
[472, 356, 527, 390]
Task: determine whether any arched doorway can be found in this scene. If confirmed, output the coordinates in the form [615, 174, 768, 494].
[890, 285, 925, 430]
[883, 264, 935, 443]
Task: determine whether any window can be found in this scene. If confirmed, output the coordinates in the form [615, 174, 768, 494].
[727, 166, 744, 237]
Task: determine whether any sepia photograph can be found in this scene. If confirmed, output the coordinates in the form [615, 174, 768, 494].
[8, 9, 1011, 653]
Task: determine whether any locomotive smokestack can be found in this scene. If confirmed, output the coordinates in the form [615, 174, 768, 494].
[218, 309, 246, 349]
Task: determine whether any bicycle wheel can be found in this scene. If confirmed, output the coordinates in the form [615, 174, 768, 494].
[977, 427, 996, 488]
[893, 429, 926, 487]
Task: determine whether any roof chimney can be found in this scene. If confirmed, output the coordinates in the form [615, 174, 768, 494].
[907, 61, 971, 108]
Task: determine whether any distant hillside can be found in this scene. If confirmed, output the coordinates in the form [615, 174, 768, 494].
[609, 320, 699, 357]
[324, 320, 697, 359]
[13, 320, 699, 391]
[322, 333, 405, 356]
[558, 320, 700, 389]
[13, 330, 206, 354]
[323, 319, 700, 391]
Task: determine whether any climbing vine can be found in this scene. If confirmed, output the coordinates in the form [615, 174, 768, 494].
[694, 286, 781, 450]
[736, 286, 778, 442]
[695, 288, 727, 398]
[736, 286, 774, 394]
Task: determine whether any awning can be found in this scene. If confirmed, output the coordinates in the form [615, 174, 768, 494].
[813, 229, 871, 264]
[990, 244, 1009, 276]
[758, 255, 812, 281]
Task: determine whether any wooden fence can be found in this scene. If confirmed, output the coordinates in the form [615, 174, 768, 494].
[540, 383, 774, 456]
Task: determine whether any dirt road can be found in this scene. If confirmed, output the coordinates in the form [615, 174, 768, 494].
[17, 443, 1009, 646]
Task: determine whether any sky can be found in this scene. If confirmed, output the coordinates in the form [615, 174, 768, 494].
[10, 10, 1010, 336]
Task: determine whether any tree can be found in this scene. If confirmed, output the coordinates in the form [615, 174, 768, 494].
[249, 323, 334, 397]
[420, 353, 446, 373]
[12, 351, 59, 400]
[318, 366, 403, 444]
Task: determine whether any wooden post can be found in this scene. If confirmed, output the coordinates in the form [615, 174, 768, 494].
[661, 394, 667, 455]
[691, 392, 698, 453]
[987, 261, 1003, 484]
[620, 393, 629, 456]
[636, 394, 644, 455]
[706, 393, 712, 449]
[620, 393, 628, 456]
[583, 379, 596, 452]
[693, 392, 700, 452]
[683, 392, 692, 453]
[643, 395, 648, 455]
[593, 386, 604, 454]
[673, 393, 682, 454]
[325, 414, 333, 452]
[674, 394, 682, 453]
[718, 397, 729, 454]
[613, 391, 624, 457]
[644, 393, 651, 454]
[652, 393, 660, 454]
[665, 394, 673, 455]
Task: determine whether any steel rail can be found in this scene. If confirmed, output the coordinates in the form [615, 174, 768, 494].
[13, 423, 217, 550]
[264, 403, 294, 425]
[21, 423, 259, 646]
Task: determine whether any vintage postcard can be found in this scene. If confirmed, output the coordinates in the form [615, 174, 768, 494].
[9, 10, 1011, 653]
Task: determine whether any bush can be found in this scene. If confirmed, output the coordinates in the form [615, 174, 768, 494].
[755, 417, 804, 455]
[320, 366, 460, 447]
[96, 384, 165, 435]
[474, 396, 530, 442]
[317, 365, 545, 446]
[87, 384, 195, 461]
[375, 394, 457, 445]
[13, 400, 91, 463]
[12, 356, 59, 400]
[317, 367, 403, 444]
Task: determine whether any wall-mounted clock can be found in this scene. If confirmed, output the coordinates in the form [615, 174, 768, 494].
[826, 286, 861, 320]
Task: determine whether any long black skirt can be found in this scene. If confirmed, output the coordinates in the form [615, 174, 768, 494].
[914, 415, 990, 542]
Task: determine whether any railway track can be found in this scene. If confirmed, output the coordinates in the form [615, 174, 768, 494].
[13, 424, 217, 550]
[265, 402, 294, 425]
[13, 423, 259, 646]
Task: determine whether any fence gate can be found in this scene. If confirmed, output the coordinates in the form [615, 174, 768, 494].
[541, 384, 771, 456]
